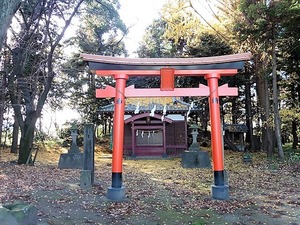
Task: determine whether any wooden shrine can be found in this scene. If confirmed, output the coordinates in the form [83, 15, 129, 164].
[99, 97, 195, 157]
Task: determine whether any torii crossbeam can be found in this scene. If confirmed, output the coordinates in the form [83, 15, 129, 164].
[81, 53, 252, 201]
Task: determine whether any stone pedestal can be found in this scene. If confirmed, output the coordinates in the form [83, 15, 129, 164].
[107, 186, 125, 201]
[182, 124, 211, 168]
[58, 153, 83, 169]
[211, 184, 229, 200]
[197, 151, 211, 168]
[80, 170, 92, 189]
[0, 203, 37, 225]
[181, 151, 211, 168]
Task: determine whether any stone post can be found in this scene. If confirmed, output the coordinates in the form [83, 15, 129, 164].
[80, 123, 95, 188]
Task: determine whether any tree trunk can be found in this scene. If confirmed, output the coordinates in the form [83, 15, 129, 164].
[18, 113, 37, 164]
[231, 99, 237, 124]
[11, 82, 21, 154]
[9, 46, 36, 163]
[291, 120, 298, 150]
[264, 77, 274, 157]
[255, 56, 274, 156]
[8, 0, 85, 164]
[9, 47, 25, 154]
[103, 118, 107, 135]
[0, 70, 6, 146]
[3, 120, 9, 147]
[11, 116, 19, 153]
[0, 48, 10, 147]
[0, 0, 21, 51]
[271, 36, 284, 159]
[245, 74, 255, 151]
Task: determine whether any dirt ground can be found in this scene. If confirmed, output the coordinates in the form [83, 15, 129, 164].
[0, 147, 299, 225]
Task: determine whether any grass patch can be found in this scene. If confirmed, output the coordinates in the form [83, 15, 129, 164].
[156, 209, 208, 224]
[283, 143, 300, 164]
[154, 208, 229, 225]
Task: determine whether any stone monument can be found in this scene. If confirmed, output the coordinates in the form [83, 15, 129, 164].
[80, 123, 95, 189]
[58, 123, 83, 169]
[181, 124, 211, 168]
[0, 203, 37, 225]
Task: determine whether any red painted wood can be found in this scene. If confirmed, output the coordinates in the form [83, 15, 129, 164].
[95, 86, 115, 98]
[124, 113, 173, 124]
[95, 69, 238, 76]
[205, 73, 224, 171]
[134, 147, 164, 156]
[160, 68, 174, 91]
[218, 84, 238, 96]
[96, 84, 237, 98]
[111, 74, 128, 173]
[81, 53, 252, 199]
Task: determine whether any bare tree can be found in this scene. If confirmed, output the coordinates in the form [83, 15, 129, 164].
[0, 0, 22, 51]
[0, 1, 21, 148]
[8, 0, 84, 164]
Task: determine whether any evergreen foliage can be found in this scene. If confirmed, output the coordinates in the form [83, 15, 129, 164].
[0, 0, 299, 161]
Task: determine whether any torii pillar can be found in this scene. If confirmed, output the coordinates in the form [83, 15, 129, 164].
[107, 74, 128, 200]
[205, 73, 228, 199]
[80, 53, 252, 201]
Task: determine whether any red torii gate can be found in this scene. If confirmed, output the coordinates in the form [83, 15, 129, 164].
[81, 53, 252, 201]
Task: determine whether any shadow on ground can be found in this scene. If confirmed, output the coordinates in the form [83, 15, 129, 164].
[0, 149, 299, 225]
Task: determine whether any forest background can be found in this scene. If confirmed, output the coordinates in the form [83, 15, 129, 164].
[0, 0, 299, 164]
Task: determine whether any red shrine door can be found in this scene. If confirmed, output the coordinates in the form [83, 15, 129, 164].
[126, 115, 167, 156]
[135, 127, 164, 156]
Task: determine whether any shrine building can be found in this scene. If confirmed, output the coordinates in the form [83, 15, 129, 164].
[99, 96, 197, 157]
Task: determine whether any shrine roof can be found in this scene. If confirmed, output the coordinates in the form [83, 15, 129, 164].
[99, 97, 197, 113]
[81, 53, 252, 71]
[223, 124, 248, 132]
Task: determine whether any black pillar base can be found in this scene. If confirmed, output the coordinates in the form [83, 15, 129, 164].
[112, 172, 122, 188]
[107, 186, 125, 201]
[211, 184, 229, 200]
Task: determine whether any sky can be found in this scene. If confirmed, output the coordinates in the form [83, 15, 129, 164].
[47, 0, 217, 131]
[118, 0, 167, 57]
[44, 1, 167, 131]
[117, 0, 216, 57]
